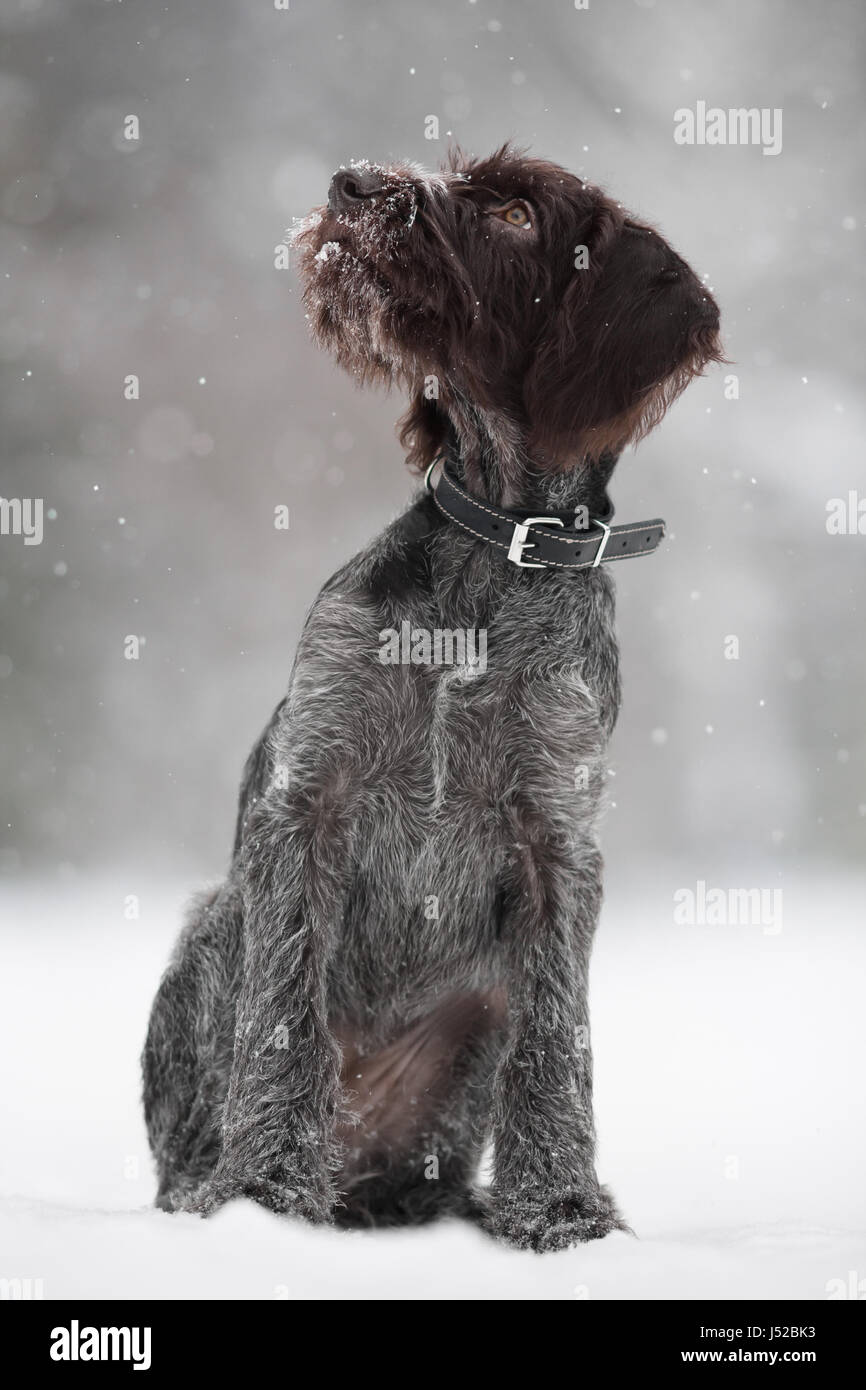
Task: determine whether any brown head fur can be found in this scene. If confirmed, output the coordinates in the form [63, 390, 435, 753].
[293, 145, 722, 502]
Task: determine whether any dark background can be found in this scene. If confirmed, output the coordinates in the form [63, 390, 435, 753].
[1, 0, 863, 884]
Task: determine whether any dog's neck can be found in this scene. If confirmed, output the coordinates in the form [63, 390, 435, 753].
[441, 405, 618, 519]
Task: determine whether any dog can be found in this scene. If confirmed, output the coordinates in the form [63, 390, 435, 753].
[142, 146, 721, 1251]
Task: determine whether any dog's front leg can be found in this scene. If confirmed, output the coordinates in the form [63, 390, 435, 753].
[488, 839, 626, 1251]
[183, 792, 349, 1222]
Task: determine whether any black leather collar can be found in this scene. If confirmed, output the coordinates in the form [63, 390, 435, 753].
[427, 460, 666, 571]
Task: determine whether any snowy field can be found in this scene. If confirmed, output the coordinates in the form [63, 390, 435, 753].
[1, 871, 864, 1301]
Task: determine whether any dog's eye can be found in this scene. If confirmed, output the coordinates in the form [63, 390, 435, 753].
[494, 202, 532, 229]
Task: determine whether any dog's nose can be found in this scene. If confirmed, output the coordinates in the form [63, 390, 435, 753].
[328, 168, 388, 213]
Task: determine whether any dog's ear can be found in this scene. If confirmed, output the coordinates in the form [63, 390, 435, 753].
[398, 393, 447, 475]
[523, 201, 627, 467]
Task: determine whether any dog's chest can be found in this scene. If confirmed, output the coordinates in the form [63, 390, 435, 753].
[320, 569, 619, 1018]
[333, 602, 614, 1016]
[362, 581, 617, 874]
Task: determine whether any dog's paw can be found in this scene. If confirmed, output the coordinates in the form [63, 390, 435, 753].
[179, 1170, 334, 1223]
[176, 1174, 236, 1217]
[486, 1183, 629, 1253]
[155, 1183, 196, 1213]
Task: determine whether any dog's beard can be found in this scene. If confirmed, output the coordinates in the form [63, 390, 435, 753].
[290, 167, 480, 398]
[291, 181, 428, 385]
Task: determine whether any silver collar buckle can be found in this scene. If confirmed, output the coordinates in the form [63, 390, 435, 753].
[507, 516, 564, 568]
[591, 518, 612, 568]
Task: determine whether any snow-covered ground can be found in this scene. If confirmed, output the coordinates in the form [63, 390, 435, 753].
[1, 871, 864, 1300]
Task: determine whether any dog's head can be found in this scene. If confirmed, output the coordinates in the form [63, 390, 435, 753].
[293, 146, 722, 473]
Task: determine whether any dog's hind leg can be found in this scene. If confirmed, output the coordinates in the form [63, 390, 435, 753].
[334, 989, 507, 1228]
[142, 880, 243, 1210]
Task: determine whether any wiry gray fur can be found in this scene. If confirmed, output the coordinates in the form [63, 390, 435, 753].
[143, 149, 720, 1250]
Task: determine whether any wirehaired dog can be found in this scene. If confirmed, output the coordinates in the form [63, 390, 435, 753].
[143, 146, 721, 1250]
